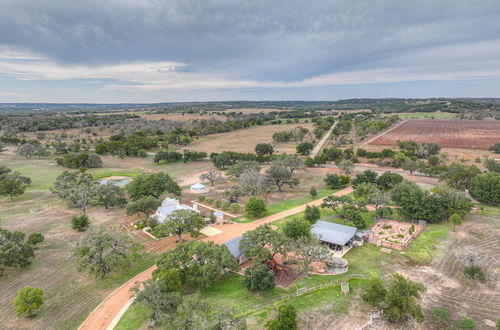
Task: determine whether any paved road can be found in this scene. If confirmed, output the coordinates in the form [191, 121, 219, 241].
[78, 186, 354, 330]
[310, 121, 337, 157]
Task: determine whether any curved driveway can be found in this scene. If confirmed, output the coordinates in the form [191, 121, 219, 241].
[78, 186, 354, 330]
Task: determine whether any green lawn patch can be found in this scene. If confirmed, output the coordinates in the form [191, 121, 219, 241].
[114, 303, 149, 330]
[404, 223, 448, 265]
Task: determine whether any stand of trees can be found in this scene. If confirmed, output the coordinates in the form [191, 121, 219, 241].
[0, 226, 44, 276]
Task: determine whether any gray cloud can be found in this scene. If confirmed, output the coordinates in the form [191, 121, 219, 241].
[0, 0, 499, 101]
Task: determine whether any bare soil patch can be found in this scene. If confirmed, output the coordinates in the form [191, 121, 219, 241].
[188, 123, 315, 154]
[366, 119, 500, 150]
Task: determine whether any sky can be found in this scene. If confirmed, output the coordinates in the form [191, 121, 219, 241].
[0, 0, 500, 103]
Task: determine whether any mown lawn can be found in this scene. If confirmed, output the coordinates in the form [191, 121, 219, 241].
[234, 187, 340, 223]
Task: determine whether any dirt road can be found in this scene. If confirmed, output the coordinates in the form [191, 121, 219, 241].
[310, 121, 337, 157]
[78, 186, 353, 330]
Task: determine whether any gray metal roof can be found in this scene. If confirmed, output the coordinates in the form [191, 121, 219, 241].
[312, 220, 358, 246]
[224, 236, 243, 258]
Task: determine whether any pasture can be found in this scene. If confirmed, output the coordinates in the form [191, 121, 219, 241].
[187, 123, 316, 154]
[0, 152, 212, 329]
[366, 119, 500, 150]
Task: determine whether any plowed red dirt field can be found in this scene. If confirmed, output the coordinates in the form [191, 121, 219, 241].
[366, 120, 500, 150]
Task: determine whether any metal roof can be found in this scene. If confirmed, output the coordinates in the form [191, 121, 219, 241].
[224, 236, 243, 258]
[312, 220, 358, 246]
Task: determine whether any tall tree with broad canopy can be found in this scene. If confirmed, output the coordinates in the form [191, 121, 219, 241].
[439, 162, 481, 190]
[52, 170, 97, 213]
[199, 169, 223, 186]
[266, 163, 296, 192]
[169, 295, 246, 330]
[74, 226, 139, 278]
[296, 141, 314, 155]
[133, 274, 182, 327]
[376, 172, 403, 190]
[0, 174, 31, 200]
[161, 209, 205, 242]
[126, 172, 181, 200]
[1, 227, 44, 276]
[290, 235, 328, 277]
[239, 224, 288, 262]
[243, 264, 275, 295]
[362, 273, 426, 323]
[126, 196, 161, 217]
[338, 159, 354, 175]
[255, 143, 274, 156]
[154, 240, 237, 289]
[276, 155, 305, 175]
[94, 183, 127, 209]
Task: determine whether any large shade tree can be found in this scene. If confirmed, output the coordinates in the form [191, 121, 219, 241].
[154, 240, 237, 289]
[74, 226, 139, 278]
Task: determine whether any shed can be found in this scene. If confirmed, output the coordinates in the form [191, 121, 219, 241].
[312, 221, 358, 246]
[213, 210, 224, 222]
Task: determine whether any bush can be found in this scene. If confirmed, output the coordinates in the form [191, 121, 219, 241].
[283, 217, 311, 239]
[215, 200, 222, 208]
[71, 215, 90, 231]
[464, 265, 486, 283]
[455, 316, 476, 330]
[197, 195, 206, 202]
[206, 197, 214, 204]
[222, 201, 230, 210]
[245, 197, 267, 217]
[229, 203, 241, 213]
[429, 308, 450, 329]
[309, 186, 317, 197]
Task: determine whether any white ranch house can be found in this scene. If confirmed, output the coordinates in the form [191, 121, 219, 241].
[151, 198, 200, 224]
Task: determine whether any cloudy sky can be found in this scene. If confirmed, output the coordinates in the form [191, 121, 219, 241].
[1, 0, 500, 103]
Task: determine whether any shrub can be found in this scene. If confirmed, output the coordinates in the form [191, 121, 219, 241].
[229, 203, 241, 213]
[265, 304, 297, 330]
[455, 316, 476, 330]
[215, 200, 222, 208]
[71, 215, 90, 231]
[222, 201, 230, 210]
[206, 197, 214, 204]
[464, 265, 486, 283]
[245, 196, 266, 217]
[309, 186, 317, 197]
[197, 195, 206, 202]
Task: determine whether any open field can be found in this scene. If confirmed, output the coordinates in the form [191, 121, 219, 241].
[187, 123, 315, 154]
[366, 119, 500, 150]
[0, 152, 213, 329]
[381, 111, 457, 119]
[139, 113, 225, 122]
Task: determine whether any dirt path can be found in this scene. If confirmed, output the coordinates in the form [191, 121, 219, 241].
[310, 121, 337, 157]
[77, 187, 354, 330]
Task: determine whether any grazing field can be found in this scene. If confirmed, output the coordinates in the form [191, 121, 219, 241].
[367, 120, 500, 150]
[187, 123, 315, 154]
[0, 152, 212, 329]
[401, 208, 500, 329]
